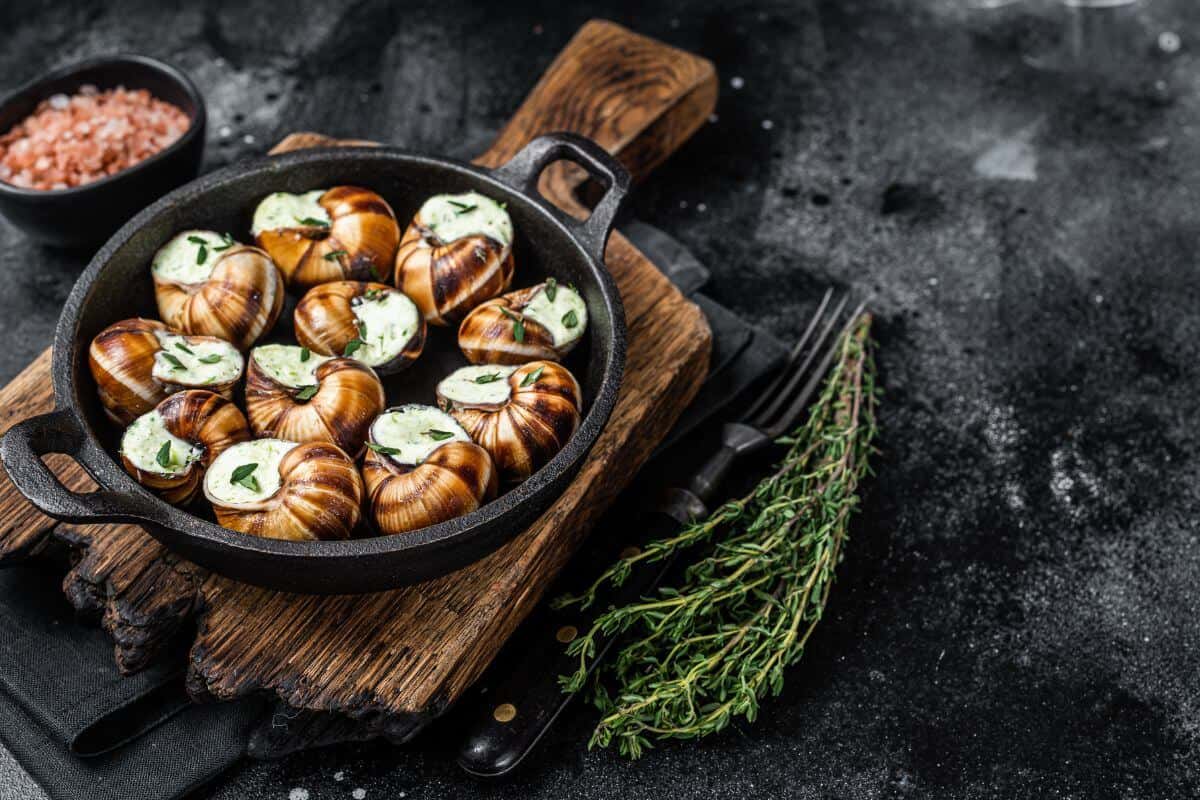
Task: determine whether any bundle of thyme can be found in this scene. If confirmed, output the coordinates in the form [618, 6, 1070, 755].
[554, 313, 878, 758]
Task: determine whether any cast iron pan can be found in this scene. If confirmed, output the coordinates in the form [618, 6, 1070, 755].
[0, 133, 628, 594]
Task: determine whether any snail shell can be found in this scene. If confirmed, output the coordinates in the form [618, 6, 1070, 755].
[205, 440, 363, 541]
[245, 347, 385, 456]
[153, 242, 285, 351]
[293, 281, 426, 375]
[395, 192, 515, 326]
[119, 390, 251, 505]
[253, 186, 400, 290]
[437, 361, 582, 482]
[457, 280, 587, 365]
[88, 318, 245, 425]
[362, 425, 498, 536]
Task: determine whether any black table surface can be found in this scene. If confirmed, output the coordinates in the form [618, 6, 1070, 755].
[2, 0, 1199, 797]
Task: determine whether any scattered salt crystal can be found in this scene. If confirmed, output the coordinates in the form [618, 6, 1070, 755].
[334, 771, 345, 782]
[288, 789, 309, 800]
[1158, 31, 1181, 53]
[48, 94, 69, 110]
[352, 790, 366, 799]
[242, 133, 256, 145]
[730, 76, 745, 90]
[679, 200, 688, 209]
[708, 113, 719, 123]
[761, 119, 774, 130]
[928, 277, 939, 287]
[697, 203, 707, 212]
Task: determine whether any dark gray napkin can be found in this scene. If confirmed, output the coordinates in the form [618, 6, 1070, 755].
[0, 564, 264, 800]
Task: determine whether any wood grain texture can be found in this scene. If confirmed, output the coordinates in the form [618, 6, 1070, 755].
[0, 20, 716, 744]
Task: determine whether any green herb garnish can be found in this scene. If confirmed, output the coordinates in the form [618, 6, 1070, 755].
[230, 463, 260, 492]
[195, 244, 208, 264]
[474, 372, 503, 384]
[212, 233, 236, 251]
[554, 314, 879, 759]
[155, 441, 172, 469]
[545, 277, 557, 302]
[366, 442, 401, 456]
[160, 352, 185, 371]
[174, 342, 195, 355]
[500, 307, 525, 343]
[198, 354, 223, 364]
[562, 309, 579, 329]
[324, 249, 348, 261]
[296, 216, 330, 227]
[295, 384, 319, 401]
[519, 365, 544, 387]
[447, 199, 476, 214]
[343, 338, 364, 357]
[363, 288, 384, 301]
[425, 429, 455, 441]
[300, 347, 311, 362]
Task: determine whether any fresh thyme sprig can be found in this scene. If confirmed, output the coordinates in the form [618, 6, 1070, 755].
[554, 313, 879, 759]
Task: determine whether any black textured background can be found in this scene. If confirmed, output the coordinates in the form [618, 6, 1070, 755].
[1, 0, 1199, 797]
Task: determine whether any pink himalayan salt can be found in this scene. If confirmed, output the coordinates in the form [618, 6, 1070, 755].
[0, 84, 189, 191]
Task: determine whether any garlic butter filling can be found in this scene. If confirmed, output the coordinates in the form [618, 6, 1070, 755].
[121, 410, 203, 475]
[349, 290, 421, 367]
[151, 331, 243, 387]
[437, 365, 517, 407]
[252, 344, 331, 388]
[251, 190, 330, 236]
[419, 191, 512, 247]
[204, 439, 297, 505]
[151, 229, 236, 285]
[522, 280, 587, 346]
[369, 404, 470, 466]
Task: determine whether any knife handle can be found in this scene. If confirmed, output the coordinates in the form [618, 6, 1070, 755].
[456, 490, 705, 777]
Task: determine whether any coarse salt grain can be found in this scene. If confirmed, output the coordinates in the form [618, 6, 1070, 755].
[0, 85, 189, 191]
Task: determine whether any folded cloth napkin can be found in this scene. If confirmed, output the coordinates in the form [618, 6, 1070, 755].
[0, 222, 782, 800]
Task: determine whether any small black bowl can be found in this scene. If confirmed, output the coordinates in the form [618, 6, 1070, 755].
[0, 54, 206, 249]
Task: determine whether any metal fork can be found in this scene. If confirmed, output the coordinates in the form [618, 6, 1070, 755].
[455, 289, 865, 777]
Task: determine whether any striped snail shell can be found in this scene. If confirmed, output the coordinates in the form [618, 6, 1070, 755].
[361, 405, 498, 536]
[293, 281, 426, 375]
[436, 361, 582, 482]
[88, 318, 244, 425]
[253, 186, 400, 290]
[153, 243, 285, 351]
[204, 440, 363, 541]
[395, 192, 515, 326]
[119, 390, 251, 506]
[245, 346, 385, 456]
[457, 279, 587, 365]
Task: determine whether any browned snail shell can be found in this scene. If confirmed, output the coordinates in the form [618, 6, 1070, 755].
[119, 390, 251, 505]
[244, 345, 385, 456]
[204, 439, 363, 541]
[253, 186, 400, 290]
[88, 317, 245, 425]
[436, 360, 582, 482]
[361, 404, 498, 535]
[457, 279, 587, 365]
[293, 281, 426, 375]
[395, 192, 515, 326]
[152, 239, 285, 351]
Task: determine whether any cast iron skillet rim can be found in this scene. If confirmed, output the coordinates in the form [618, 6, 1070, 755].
[54, 144, 625, 558]
[0, 54, 206, 199]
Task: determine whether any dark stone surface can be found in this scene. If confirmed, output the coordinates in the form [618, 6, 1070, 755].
[1, 0, 1199, 797]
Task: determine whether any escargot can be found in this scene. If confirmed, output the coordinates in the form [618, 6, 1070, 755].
[204, 439, 363, 541]
[436, 361, 582, 482]
[245, 344, 385, 455]
[362, 404, 498, 536]
[395, 191, 515, 326]
[457, 278, 588, 364]
[293, 281, 426, 375]
[251, 186, 400, 290]
[88, 318, 245, 425]
[119, 390, 251, 505]
[152, 231, 285, 351]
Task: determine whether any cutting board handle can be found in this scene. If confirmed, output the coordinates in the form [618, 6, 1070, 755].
[478, 20, 717, 214]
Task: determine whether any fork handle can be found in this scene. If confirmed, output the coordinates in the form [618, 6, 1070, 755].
[687, 422, 771, 502]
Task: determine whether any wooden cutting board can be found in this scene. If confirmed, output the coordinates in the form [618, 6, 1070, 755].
[0, 20, 717, 750]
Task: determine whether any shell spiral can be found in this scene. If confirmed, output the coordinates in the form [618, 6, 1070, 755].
[121, 390, 252, 505]
[457, 285, 563, 365]
[256, 186, 400, 290]
[88, 317, 172, 425]
[245, 356, 385, 456]
[154, 245, 285, 351]
[362, 441, 498, 536]
[212, 442, 363, 541]
[440, 361, 582, 482]
[293, 281, 426, 374]
[395, 217, 514, 326]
